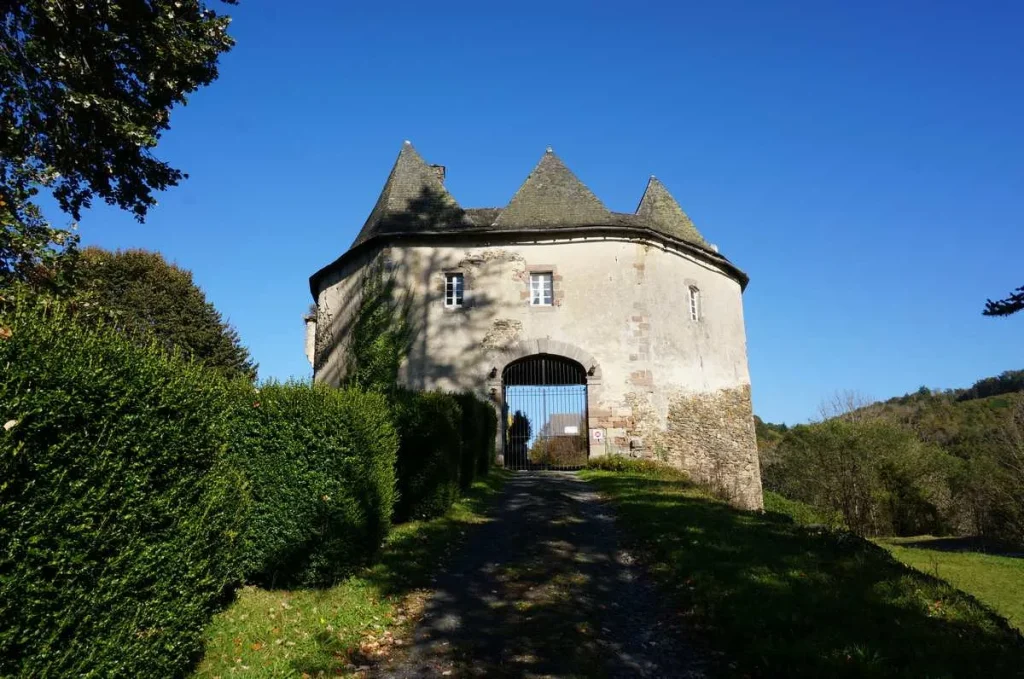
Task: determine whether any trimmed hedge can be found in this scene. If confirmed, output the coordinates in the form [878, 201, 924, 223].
[392, 390, 464, 521]
[0, 300, 247, 678]
[0, 298, 496, 676]
[391, 390, 497, 522]
[229, 382, 398, 587]
[454, 392, 497, 489]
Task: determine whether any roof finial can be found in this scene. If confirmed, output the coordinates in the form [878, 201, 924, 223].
[545, 145, 553, 153]
[403, 139, 412, 146]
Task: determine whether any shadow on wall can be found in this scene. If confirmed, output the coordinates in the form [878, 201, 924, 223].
[314, 186, 506, 395]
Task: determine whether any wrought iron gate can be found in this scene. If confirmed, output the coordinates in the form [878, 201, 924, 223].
[502, 354, 589, 471]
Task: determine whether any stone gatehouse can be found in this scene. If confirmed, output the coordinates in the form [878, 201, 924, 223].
[308, 142, 763, 509]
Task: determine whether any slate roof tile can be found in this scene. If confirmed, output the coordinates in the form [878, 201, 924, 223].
[491, 149, 612, 228]
[635, 176, 707, 246]
[312, 144, 748, 295]
[344, 142, 730, 266]
[351, 141, 467, 247]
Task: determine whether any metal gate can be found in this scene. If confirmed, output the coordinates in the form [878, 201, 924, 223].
[502, 354, 589, 471]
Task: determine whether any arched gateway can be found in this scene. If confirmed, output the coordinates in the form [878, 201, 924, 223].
[307, 141, 765, 510]
[502, 354, 589, 471]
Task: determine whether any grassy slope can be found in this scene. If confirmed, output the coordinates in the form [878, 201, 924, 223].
[583, 468, 1024, 679]
[878, 537, 1024, 632]
[194, 472, 507, 678]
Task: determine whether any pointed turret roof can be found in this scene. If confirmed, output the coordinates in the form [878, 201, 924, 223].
[311, 144, 748, 299]
[635, 177, 706, 246]
[351, 141, 465, 246]
[493, 149, 612, 228]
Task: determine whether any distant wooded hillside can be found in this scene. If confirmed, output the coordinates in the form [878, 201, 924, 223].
[756, 372, 1024, 548]
[876, 369, 1024, 406]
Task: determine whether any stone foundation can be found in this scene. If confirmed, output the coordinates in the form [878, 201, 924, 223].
[663, 385, 763, 510]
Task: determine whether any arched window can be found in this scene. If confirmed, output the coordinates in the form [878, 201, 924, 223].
[688, 286, 701, 321]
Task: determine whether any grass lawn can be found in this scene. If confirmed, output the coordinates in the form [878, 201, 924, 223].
[877, 536, 1024, 633]
[582, 468, 1024, 679]
[193, 471, 508, 678]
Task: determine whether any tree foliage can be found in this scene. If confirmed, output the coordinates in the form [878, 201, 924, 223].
[75, 247, 255, 380]
[507, 410, 532, 468]
[763, 419, 958, 536]
[529, 434, 588, 467]
[759, 376, 1024, 547]
[984, 285, 1024, 317]
[0, 0, 235, 288]
[957, 370, 1024, 402]
[0, 295, 247, 677]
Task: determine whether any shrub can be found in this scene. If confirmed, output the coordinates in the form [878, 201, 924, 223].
[454, 392, 497, 489]
[530, 434, 589, 467]
[586, 455, 686, 478]
[228, 382, 398, 587]
[0, 299, 247, 678]
[392, 390, 463, 521]
[477, 396, 498, 478]
[763, 419, 960, 536]
[763, 491, 846, 529]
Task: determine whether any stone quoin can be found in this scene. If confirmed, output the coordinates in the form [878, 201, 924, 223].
[308, 142, 763, 510]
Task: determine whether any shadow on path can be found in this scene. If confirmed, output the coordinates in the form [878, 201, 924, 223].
[375, 472, 704, 678]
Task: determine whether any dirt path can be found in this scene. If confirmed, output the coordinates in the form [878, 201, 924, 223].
[375, 472, 706, 678]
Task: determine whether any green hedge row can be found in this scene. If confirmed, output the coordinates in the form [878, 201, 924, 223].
[391, 390, 498, 522]
[392, 390, 462, 522]
[227, 382, 398, 587]
[0, 299, 497, 677]
[454, 392, 497, 488]
[0, 301, 247, 678]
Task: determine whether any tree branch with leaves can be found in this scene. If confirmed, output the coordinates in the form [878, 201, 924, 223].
[983, 285, 1024, 317]
[1, 0, 236, 289]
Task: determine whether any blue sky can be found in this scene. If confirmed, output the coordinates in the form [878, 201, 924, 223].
[69, 0, 1024, 424]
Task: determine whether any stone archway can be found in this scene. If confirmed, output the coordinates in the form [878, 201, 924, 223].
[487, 339, 602, 468]
[502, 354, 588, 470]
[488, 338, 602, 385]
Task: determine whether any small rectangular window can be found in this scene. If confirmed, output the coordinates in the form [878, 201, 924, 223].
[689, 286, 701, 321]
[444, 272, 464, 308]
[530, 272, 553, 306]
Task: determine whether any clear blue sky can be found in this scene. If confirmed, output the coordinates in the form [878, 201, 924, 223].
[71, 0, 1024, 424]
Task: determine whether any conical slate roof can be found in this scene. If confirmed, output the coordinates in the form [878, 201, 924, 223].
[351, 141, 466, 247]
[492, 149, 612, 228]
[635, 177, 706, 246]
[315, 142, 747, 297]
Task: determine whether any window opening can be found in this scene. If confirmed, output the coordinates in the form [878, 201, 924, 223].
[530, 272, 553, 306]
[445, 272, 464, 308]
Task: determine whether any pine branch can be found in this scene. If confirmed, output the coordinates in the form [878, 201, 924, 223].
[983, 285, 1024, 317]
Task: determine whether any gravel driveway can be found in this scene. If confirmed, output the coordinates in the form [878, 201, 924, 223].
[374, 472, 706, 678]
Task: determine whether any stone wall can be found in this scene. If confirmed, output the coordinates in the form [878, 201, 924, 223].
[663, 385, 763, 510]
[313, 234, 763, 509]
